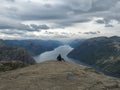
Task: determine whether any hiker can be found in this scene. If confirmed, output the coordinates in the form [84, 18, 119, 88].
[57, 54, 65, 62]
[61, 57, 65, 62]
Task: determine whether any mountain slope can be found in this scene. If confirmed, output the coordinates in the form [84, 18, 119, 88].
[0, 46, 35, 65]
[0, 40, 36, 72]
[4, 40, 63, 56]
[0, 39, 6, 47]
[0, 61, 120, 90]
[68, 39, 85, 48]
[68, 36, 120, 77]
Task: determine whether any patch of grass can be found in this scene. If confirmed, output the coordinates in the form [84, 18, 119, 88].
[0, 61, 27, 72]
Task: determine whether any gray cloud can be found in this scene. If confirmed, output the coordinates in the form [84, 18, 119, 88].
[30, 24, 50, 30]
[105, 24, 114, 27]
[0, 17, 31, 31]
[0, 23, 31, 31]
[83, 31, 101, 35]
[1, 0, 120, 26]
[56, 18, 91, 28]
[5, 0, 15, 2]
[95, 19, 114, 27]
[96, 20, 105, 24]
[0, 30, 24, 35]
[44, 31, 54, 35]
[0, 0, 120, 39]
[90, 0, 119, 12]
[0, 16, 50, 32]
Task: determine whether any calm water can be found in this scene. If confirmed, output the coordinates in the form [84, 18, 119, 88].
[34, 45, 74, 63]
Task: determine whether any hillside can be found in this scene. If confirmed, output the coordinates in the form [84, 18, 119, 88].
[0, 39, 6, 47]
[0, 61, 120, 90]
[68, 36, 120, 77]
[0, 39, 36, 72]
[68, 39, 85, 48]
[0, 46, 35, 65]
[4, 40, 63, 56]
[0, 61, 27, 72]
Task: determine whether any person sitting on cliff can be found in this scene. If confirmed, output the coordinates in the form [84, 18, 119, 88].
[57, 54, 65, 62]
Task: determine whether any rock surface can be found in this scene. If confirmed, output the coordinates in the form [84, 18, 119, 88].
[0, 61, 120, 90]
[0, 46, 36, 65]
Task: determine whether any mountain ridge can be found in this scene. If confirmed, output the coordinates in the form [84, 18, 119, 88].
[4, 39, 63, 56]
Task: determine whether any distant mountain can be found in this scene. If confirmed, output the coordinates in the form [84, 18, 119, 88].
[68, 36, 120, 77]
[68, 39, 85, 48]
[0, 61, 120, 90]
[4, 40, 63, 56]
[0, 39, 6, 47]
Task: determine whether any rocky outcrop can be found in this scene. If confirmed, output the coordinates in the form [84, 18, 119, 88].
[0, 61, 119, 90]
[0, 46, 36, 65]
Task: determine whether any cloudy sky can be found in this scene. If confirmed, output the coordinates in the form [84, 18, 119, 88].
[0, 0, 120, 40]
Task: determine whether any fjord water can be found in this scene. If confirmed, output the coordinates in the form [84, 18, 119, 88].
[34, 45, 74, 63]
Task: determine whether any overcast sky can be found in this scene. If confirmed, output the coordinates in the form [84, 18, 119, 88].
[0, 0, 120, 40]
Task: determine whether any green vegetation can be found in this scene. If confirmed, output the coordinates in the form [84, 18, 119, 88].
[0, 46, 36, 65]
[68, 36, 120, 76]
[0, 39, 36, 72]
[0, 61, 27, 72]
[0, 40, 6, 47]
